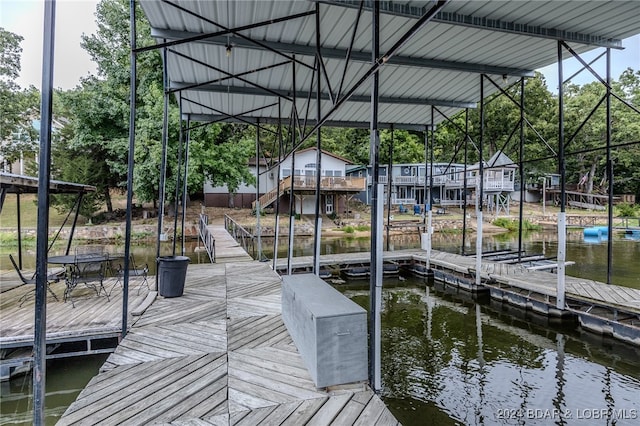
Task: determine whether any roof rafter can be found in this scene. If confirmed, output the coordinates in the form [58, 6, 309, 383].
[183, 114, 431, 131]
[170, 81, 476, 109]
[151, 28, 533, 77]
[314, 0, 624, 49]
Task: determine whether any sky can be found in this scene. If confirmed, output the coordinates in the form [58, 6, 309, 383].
[0, 0, 639, 91]
[1, 0, 100, 90]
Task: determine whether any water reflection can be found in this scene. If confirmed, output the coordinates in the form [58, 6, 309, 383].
[342, 277, 640, 425]
[0, 354, 108, 425]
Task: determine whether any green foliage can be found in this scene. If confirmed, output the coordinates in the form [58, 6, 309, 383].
[355, 225, 370, 232]
[492, 218, 541, 231]
[342, 225, 355, 233]
[616, 203, 639, 217]
[0, 28, 41, 169]
[0, 232, 36, 247]
[46, 0, 256, 217]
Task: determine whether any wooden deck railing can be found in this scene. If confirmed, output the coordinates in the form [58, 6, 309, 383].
[253, 176, 366, 209]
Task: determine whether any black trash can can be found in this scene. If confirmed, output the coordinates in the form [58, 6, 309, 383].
[157, 255, 190, 297]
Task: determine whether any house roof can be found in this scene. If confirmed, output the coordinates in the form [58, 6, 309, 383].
[138, 0, 639, 132]
[290, 147, 354, 165]
[468, 151, 518, 170]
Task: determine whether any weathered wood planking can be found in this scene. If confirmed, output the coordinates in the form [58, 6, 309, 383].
[60, 260, 400, 425]
[0, 276, 150, 347]
[279, 248, 640, 316]
[207, 224, 254, 263]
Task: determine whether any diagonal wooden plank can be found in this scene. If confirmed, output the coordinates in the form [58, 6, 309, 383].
[332, 391, 372, 425]
[117, 359, 228, 426]
[227, 315, 291, 351]
[227, 294, 282, 318]
[306, 392, 356, 426]
[228, 350, 309, 382]
[228, 359, 324, 400]
[251, 399, 306, 425]
[353, 393, 387, 426]
[60, 353, 223, 424]
[278, 397, 329, 426]
[144, 369, 228, 423]
[231, 405, 278, 426]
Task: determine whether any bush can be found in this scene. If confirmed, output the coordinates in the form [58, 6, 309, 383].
[355, 225, 370, 232]
[616, 203, 639, 218]
[492, 218, 541, 231]
[342, 225, 355, 233]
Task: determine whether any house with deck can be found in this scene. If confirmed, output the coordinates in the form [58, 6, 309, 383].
[354, 151, 518, 213]
[204, 148, 366, 214]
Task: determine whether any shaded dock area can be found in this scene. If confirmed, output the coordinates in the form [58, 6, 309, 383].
[58, 260, 399, 425]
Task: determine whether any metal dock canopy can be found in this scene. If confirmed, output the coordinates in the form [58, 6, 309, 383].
[0, 172, 96, 196]
[138, 0, 640, 129]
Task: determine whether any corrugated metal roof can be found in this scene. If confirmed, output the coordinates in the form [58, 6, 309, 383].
[138, 0, 640, 131]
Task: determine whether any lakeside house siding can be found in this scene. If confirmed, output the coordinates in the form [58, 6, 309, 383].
[204, 148, 355, 211]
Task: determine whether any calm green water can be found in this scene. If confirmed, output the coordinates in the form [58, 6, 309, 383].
[0, 355, 108, 425]
[2, 231, 639, 424]
[343, 278, 640, 425]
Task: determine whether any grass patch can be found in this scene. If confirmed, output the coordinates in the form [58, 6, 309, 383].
[493, 218, 541, 231]
[355, 225, 370, 232]
[0, 194, 71, 228]
[342, 225, 355, 233]
[0, 232, 36, 247]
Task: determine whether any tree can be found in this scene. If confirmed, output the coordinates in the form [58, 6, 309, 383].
[0, 28, 40, 171]
[53, 0, 260, 218]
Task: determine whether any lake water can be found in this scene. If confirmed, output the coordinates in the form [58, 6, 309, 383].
[2, 230, 639, 424]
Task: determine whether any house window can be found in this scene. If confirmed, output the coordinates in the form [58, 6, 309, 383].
[282, 169, 291, 177]
[334, 171, 342, 177]
[325, 170, 333, 177]
[305, 163, 316, 169]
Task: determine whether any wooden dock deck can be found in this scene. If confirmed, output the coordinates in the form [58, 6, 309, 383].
[57, 250, 398, 425]
[277, 249, 640, 312]
[0, 274, 152, 353]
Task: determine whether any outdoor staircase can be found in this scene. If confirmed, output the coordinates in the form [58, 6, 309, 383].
[252, 176, 292, 210]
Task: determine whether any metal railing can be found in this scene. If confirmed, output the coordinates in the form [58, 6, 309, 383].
[198, 214, 216, 263]
[224, 214, 255, 254]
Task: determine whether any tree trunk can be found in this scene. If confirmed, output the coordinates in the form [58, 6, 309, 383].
[104, 188, 113, 213]
[586, 162, 597, 194]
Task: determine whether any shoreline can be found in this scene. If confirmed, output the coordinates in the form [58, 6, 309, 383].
[0, 206, 614, 243]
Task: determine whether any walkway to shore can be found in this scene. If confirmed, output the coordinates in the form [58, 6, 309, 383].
[58, 246, 398, 424]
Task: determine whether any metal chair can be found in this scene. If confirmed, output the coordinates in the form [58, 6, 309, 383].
[109, 255, 150, 296]
[65, 256, 109, 307]
[9, 254, 59, 307]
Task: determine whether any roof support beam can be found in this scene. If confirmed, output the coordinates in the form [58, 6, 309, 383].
[184, 113, 430, 131]
[150, 28, 533, 77]
[170, 81, 477, 109]
[314, 0, 623, 49]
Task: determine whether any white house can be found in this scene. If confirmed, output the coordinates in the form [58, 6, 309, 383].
[204, 148, 366, 214]
[353, 151, 518, 213]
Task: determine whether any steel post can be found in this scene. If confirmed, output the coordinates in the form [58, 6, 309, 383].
[557, 41, 567, 310]
[369, 0, 382, 393]
[313, 4, 322, 274]
[33, 1, 56, 422]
